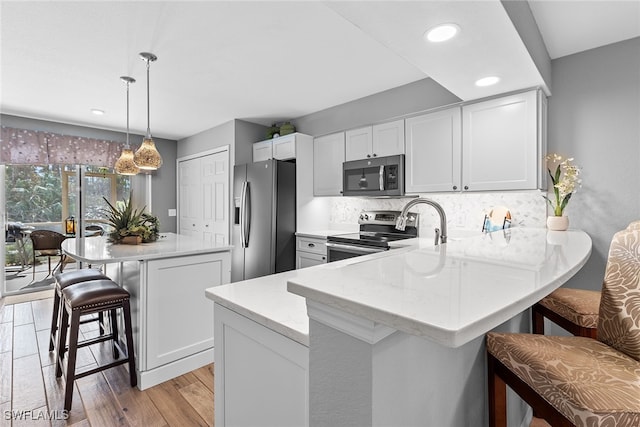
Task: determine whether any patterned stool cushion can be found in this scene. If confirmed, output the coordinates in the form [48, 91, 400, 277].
[487, 332, 640, 427]
[538, 288, 600, 328]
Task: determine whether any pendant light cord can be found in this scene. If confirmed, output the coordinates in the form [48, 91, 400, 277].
[146, 57, 151, 139]
[126, 80, 131, 147]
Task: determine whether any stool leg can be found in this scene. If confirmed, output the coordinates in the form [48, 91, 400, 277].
[98, 311, 105, 335]
[56, 305, 69, 377]
[123, 300, 137, 387]
[49, 289, 61, 351]
[110, 308, 119, 359]
[63, 310, 81, 412]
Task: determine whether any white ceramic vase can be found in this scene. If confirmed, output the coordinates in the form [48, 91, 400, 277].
[547, 215, 569, 231]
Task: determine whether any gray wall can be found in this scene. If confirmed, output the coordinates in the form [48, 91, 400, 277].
[1, 114, 178, 232]
[548, 37, 640, 292]
[293, 78, 460, 136]
[177, 118, 267, 166]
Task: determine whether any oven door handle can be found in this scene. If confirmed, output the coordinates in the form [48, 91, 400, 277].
[326, 242, 385, 254]
[379, 165, 385, 191]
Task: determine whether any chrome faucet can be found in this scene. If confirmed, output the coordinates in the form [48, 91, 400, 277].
[396, 198, 447, 245]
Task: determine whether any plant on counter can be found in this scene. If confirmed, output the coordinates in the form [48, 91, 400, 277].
[102, 193, 159, 243]
[543, 153, 582, 217]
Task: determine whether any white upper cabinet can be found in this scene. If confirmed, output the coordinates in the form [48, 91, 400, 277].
[272, 134, 297, 160]
[314, 132, 345, 196]
[405, 107, 462, 193]
[253, 133, 304, 162]
[462, 90, 539, 191]
[404, 89, 544, 193]
[253, 140, 273, 162]
[372, 120, 405, 158]
[345, 120, 404, 161]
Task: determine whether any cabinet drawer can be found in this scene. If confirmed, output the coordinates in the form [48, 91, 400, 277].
[296, 237, 327, 255]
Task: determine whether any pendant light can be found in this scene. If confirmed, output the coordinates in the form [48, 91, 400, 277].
[134, 52, 163, 170]
[114, 76, 139, 176]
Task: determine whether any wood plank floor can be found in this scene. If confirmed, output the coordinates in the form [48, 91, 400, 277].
[0, 294, 214, 426]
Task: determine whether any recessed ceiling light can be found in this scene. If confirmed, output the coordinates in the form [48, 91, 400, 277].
[424, 23, 460, 43]
[91, 109, 105, 116]
[475, 76, 500, 87]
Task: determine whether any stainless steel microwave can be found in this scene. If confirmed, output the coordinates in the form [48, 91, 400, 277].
[342, 154, 405, 197]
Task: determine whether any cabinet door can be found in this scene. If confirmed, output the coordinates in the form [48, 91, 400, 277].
[405, 107, 461, 193]
[372, 119, 405, 157]
[253, 140, 273, 162]
[273, 134, 296, 160]
[314, 133, 345, 196]
[462, 91, 538, 191]
[345, 127, 372, 161]
[296, 251, 327, 269]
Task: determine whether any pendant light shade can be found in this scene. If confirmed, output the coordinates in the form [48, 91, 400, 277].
[134, 52, 163, 170]
[115, 76, 139, 176]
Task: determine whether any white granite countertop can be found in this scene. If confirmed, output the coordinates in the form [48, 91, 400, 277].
[206, 228, 591, 348]
[62, 232, 232, 264]
[295, 229, 356, 239]
[288, 228, 592, 347]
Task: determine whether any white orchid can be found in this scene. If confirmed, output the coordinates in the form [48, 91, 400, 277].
[544, 153, 582, 216]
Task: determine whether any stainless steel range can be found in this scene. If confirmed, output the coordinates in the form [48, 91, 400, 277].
[326, 210, 418, 262]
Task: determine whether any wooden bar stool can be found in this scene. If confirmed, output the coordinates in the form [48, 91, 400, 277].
[55, 279, 136, 411]
[531, 220, 640, 339]
[48, 269, 109, 352]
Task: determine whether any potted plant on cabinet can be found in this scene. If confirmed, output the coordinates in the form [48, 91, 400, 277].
[102, 194, 159, 244]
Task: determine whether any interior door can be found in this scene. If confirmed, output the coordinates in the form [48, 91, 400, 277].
[178, 157, 202, 237]
[201, 151, 229, 245]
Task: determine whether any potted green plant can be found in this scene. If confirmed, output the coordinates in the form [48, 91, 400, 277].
[102, 193, 159, 244]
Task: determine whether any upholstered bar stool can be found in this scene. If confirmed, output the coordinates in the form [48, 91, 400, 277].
[48, 269, 109, 352]
[56, 279, 136, 411]
[532, 219, 640, 338]
[487, 229, 640, 426]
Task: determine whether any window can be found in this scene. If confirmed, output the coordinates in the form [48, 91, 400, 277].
[5, 164, 131, 229]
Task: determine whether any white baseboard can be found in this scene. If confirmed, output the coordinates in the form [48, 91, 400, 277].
[137, 348, 214, 390]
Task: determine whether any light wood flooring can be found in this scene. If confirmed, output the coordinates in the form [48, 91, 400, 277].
[0, 293, 214, 426]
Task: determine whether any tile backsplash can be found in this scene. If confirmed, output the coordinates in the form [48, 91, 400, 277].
[328, 191, 547, 236]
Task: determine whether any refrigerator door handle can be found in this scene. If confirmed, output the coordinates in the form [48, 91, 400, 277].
[242, 181, 251, 247]
[379, 165, 385, 191]
[240, 181, 247, 248]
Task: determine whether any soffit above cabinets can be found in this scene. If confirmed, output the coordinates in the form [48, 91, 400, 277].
[326, 0, 548, 102]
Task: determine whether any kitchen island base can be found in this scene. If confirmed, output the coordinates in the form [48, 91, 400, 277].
[63, 233, 232, 390]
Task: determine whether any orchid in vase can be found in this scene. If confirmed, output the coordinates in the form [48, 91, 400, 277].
[544, 153, 582, 217]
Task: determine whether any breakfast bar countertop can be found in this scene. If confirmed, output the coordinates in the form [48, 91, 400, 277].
[62, 232, 232, 264]
[288, 228, 592, 347]
[208, 227, 591, 349]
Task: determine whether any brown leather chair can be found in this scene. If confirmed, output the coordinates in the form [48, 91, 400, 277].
[487, 229, 640, 426]
[531, 219, 640, 339]
[29, 229, 67, 281]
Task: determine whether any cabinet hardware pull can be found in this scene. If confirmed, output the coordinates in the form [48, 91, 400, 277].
[308, 243, 315, 248]
[453, 185, 458, 190]
[373, 153, 377, 157]
[464, 185, 469, 190]
[367, 154, 371, 158]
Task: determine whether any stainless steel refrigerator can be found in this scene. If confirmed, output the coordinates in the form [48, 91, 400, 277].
[231, 159, 296, 282]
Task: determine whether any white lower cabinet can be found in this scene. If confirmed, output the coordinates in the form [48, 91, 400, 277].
[214, 303, 308, 427]
[296, 236, 327, 269]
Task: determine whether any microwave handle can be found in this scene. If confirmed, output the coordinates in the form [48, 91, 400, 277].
[379, 165, 385, 191]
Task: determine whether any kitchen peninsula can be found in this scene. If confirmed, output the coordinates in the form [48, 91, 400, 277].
[206, 228, 592, 427]
[62, 232, 231, 389]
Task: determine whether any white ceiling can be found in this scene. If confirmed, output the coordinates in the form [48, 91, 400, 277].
[1, 1, 638, 141]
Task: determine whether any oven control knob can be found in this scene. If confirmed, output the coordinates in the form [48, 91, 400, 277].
[364, 214, 369, 221]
